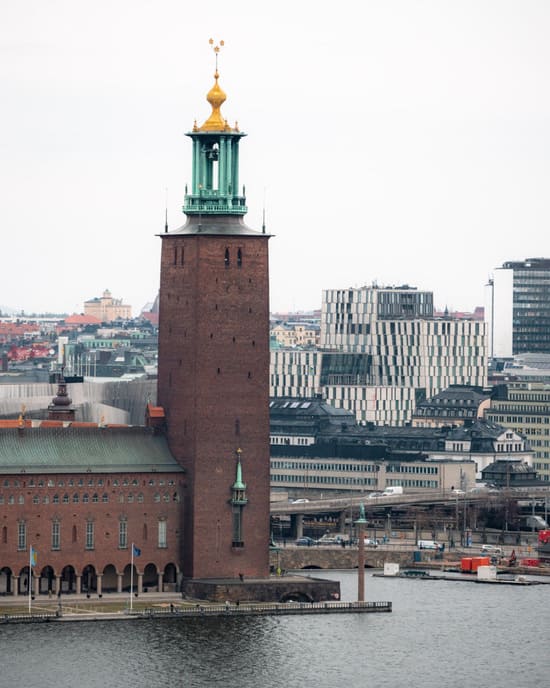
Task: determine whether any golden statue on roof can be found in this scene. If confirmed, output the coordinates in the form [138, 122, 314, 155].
[196, 38, 238, 133]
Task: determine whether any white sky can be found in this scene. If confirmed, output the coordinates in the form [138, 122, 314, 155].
[1, 0, 549, 316]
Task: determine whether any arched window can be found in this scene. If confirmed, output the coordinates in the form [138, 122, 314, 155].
[224, 248, 230, 267]
[237, 248, 242, 267]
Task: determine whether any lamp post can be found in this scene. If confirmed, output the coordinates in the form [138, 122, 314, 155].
[356, 503, 368, 602]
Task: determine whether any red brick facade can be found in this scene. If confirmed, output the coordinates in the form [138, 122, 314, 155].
[0, 466, 183, 595]
[157, 231, 271, 579]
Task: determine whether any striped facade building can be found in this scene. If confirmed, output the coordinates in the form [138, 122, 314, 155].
[271, 286, 488, 426]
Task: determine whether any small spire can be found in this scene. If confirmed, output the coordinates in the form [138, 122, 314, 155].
[232, 448, 246, 490]
[164, 188, 169, 233]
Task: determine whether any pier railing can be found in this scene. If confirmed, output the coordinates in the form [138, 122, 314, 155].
[129, 600, 392, 618]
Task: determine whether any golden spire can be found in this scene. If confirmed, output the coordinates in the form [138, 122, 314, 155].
[198, 38, 237, 132]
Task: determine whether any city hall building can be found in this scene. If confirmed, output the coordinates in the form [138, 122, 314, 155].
[0, 45, 288, 601]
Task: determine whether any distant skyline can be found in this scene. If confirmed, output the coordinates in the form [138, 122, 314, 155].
[2, 1, 549, 316]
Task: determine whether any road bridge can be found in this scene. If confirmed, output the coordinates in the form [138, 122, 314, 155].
[270, 488, 550, 540]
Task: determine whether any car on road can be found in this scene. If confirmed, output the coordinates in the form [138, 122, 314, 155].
[317, 534, 345, 545]
[363, 538, 379, 547]
[291, 498, 310, 504]
[481, 544, 503, 556]
[451, 489, 465, 495]
[295, 537, 317, 546]
[367, 492, 383, 498]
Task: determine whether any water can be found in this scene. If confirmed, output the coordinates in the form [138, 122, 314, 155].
[2, 570, 547, 688]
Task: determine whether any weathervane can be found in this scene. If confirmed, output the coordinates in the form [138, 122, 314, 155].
[209, 37, 224, 72]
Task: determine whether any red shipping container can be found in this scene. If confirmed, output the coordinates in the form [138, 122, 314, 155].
[461, 558, 473, 572]
[471, 556, 491, 572]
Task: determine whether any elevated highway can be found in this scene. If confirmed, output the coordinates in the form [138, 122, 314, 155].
[270, 488, 550, 541]
[270, 488, 549, 518]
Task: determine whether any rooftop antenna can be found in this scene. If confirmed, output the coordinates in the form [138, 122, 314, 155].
[164, 187, 168, 233]
[262, 188, 265, 234]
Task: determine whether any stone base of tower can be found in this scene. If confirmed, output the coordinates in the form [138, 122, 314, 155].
[180, 575, 340, 604]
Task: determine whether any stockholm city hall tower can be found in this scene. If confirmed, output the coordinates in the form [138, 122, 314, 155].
[157, 42, 271, 582]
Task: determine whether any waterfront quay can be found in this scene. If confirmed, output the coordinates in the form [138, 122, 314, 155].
[0, 591, 391, 624]
[270, 542, 550, 576]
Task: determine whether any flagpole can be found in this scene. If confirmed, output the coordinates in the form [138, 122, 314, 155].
[130, 542, 134, 611]
[28, 546, 32, 613]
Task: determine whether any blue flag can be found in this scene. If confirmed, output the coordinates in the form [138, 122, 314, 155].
[132, 544, 141, 557]
[30, 546, 37, 568]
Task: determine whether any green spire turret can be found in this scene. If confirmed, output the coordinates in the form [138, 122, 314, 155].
[231, 448, 248, 505]
[355, 503, 367, 525]
[184, 39, 247, 216]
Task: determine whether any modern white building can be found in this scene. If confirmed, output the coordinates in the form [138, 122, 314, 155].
[271, 285, 488, 426]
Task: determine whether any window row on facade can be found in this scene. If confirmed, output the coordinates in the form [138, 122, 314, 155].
[0, 492, 180, 505]
[2, 477, 177, 488]
[271, 460, 380, 472]
[7, 519, 168, 552]
[271, 474, 378, 486]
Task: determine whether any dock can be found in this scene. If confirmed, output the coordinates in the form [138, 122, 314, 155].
[0, 599, 392, 624]
[373, 570, 547, 585]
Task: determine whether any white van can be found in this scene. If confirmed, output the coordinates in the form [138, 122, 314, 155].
[417, 540, 441, 550]
[383, 486, 403, 496]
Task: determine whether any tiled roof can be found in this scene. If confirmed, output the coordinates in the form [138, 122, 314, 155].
[0, 424, 183, 474]
[64, 314, 102, 325]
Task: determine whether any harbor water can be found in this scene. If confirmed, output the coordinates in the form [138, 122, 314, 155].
[2, 570, 547, 688]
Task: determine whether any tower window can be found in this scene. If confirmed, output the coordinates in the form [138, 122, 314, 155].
[158, 519, 167, 548]
[17, 521, 26, 551]
[119, 519, 128, 549]
[52, 521, 60, 550]
[225, 248, 230, 267]
[86, 521, 94, 550]
[237, 248, 242, 267]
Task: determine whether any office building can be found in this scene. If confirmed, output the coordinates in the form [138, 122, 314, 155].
[271, 285, 488, 426]
[485, 257, 550, 358]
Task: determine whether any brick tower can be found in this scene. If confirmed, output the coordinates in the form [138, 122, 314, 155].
[157, 41, 270, 580]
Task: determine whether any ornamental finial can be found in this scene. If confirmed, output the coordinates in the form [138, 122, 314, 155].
[199, 38, 231, 132]
[209, 38, 225, 76]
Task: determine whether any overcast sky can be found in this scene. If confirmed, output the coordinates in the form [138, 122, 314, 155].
[1, 1, 549, 316]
